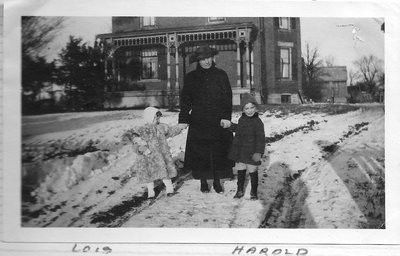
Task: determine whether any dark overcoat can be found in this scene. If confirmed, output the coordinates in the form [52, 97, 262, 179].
[179, 63, 234, 179]
[228, 112, 266, 165]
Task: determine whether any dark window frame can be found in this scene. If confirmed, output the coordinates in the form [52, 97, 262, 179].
[140, 48, 159, 80]
[208, 17, 226, 23]
[281, 94, 291, 103]
[279, 17, 290, 30]
[140, 17, 156, 29]
[279, 47, 291, 79]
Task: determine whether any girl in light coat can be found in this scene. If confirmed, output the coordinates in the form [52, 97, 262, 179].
[122, 107, 182, 198]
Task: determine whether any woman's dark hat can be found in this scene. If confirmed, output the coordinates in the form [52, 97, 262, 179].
[189, 46, 218, 63]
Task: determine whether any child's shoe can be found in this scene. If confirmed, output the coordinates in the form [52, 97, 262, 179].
[147, 182, 155, 199]
[250, 192, 258, 200]
[234, 191, 245, 199]
[163, 179, 174, 196]
[249, 171, 258, 200]
[233, 169, 246, 199]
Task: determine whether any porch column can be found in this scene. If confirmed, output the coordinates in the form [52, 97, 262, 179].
[103, 42, 108, 78]
[245, 40, 250, 88]
[182, 52, 186, 89]
[111, 50, 117, 91]
[110, 42, 116, 79]
[251, 48, 254, 89]
[104, 58, 108, 92]
[167, 44, 171, 91]
[175, 42, 180, 90]
[236, 40, 241, 87]
[165, 33, 175, 109]
[104, 59, 108, 78]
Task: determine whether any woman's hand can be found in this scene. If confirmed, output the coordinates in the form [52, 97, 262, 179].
[220, 119, 231, 128]
[178, 123, 189, 130]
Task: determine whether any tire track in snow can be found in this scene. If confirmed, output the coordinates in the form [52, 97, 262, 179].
[258, 115, 379, 228]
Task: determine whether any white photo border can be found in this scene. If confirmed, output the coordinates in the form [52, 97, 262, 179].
[2, 0, 400, 247]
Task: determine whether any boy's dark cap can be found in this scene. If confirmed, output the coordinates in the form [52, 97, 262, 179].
[241, 93, 258, 109]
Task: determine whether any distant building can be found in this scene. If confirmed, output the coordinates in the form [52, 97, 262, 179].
[36, 83, 66, 102]
[317, 66, 348, 103]
[96, 17, 302, 108]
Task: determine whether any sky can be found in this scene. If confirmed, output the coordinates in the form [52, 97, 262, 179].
[45, 17, 385, 76]
[300, 17, 384, 72]
[45, 17, 112, 61]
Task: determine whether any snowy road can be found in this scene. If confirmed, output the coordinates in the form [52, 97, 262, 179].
[21, 104, 385, 229]
[121, 106, 385, 228]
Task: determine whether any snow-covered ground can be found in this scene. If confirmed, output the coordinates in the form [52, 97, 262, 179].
[21, 104, 385, 228]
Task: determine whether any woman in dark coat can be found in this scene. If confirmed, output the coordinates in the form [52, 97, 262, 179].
[178, 46, 234, 193]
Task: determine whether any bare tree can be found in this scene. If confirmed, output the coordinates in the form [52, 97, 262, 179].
[303, 42, 324, 83]
[302, 42, 324, 101]
[353, 54, 383, 93]
[348, 68, 361, 87]
[22, 16, 65, 59]
[324, 55, 336, 67]
[377, 71, 385, 87]
[21, 16, 65, 114]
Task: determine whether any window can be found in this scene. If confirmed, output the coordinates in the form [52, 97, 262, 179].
[279, 17, 290, 30]
[142, 16, 155, 27]
[280, 48, 291, 79]
[141, 49, 158, 80]
[281, 94, 291, 104]
[208, 17, 225, 23]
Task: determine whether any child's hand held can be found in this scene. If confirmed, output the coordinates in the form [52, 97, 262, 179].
[252, 153, 262, 163]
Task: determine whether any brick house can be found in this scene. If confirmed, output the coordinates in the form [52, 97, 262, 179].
[318, 66, 348, 103]
[96, 17, 302, 108]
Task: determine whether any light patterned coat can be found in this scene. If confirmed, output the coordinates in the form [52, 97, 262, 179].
[122, 110, 181, 183]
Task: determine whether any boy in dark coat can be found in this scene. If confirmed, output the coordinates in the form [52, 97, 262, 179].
[178, 46, 234, 194]
[227, 93, 265, 199]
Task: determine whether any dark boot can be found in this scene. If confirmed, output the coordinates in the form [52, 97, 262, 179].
[200, 179, 210, 193]
[213, 179, 223, 194]
[249, 171, 258, 200]
[234, 170, 246, 199]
